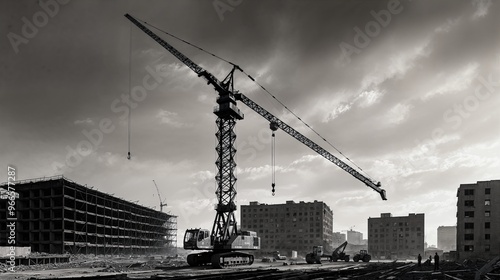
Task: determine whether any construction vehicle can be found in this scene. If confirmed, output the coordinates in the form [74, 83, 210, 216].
[306, 242, 350, 264]
[353, 249, 371, 262]
[273, 251, 287, 261]
[305, 246, 333, 264]
[331, 241, 350, 262]
[125, 14, 386, 269]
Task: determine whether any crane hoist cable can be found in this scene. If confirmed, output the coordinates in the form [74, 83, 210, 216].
[127, 22, 132, 160]
[270, 121, 278, 195]
[272, 133, 275, 195]
[136, 17, 374, 182]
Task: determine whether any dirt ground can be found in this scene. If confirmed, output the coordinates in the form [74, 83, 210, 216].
[0, 254, 185, 280]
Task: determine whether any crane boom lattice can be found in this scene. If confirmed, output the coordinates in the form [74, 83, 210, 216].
[235, 93, 386, 200]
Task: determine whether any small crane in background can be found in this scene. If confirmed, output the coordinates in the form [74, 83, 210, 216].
[153, 180, 167, 212]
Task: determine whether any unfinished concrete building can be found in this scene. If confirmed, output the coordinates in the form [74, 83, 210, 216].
[0, 176, 177, 255]
[240, 200, 333, 257]
[368, 213, 425, 260]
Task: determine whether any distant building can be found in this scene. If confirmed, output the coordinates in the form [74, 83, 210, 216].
[240, 200, 333, 257]
[347, 230, 363, 245]
[457, 180, 500, 260]
[437, 226, 456, 252]
[333, 232, 346, 246]
[368, 213, 425, 260]
[424, 247, 443, 259]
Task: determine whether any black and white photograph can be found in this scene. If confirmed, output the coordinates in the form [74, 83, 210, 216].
[1, 0, 499, 279]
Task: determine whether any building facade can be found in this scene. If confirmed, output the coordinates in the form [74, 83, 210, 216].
[457, 180, 500, 260]
[332, 232, 346, 246]
[0, 176, 177, 255]
[368, 213, 425, 260]
[240, 200, 333, 257]
[347, 230, 363, 245]
[437, 226, 456, 252]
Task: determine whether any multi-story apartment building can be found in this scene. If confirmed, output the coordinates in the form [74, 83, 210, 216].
[437, 226, 456, 252]
[368, 213, 425, 260]
[240, 200, 333, 257]
[457, 180, 500, 260]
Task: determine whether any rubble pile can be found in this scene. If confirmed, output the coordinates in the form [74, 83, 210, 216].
[0, 254, 184, 274]
[401, 258, 500, 280]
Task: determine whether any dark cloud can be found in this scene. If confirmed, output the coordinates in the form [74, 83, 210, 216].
[1, 0, 499, 245]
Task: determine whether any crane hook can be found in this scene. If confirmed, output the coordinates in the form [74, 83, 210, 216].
[127, 152, 131, 160]
[270, 121, 278, 196]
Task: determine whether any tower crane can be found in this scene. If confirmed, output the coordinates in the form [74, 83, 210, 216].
[125, 14, 386, 268]
[153, 180, 167, 212]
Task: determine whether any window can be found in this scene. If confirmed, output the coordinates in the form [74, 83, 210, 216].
[464, 245, 474, 251]
[465, 223, 474, 229]
[464, 200, 474, 207]
[485, 245, 490, 252]
[485, 188, 491, 195]
[464, 189, 474, 195]
[485, 222, 490, 229]
[464, 234, 474, 240]
[485, 199, 491, 206]
[485, 211, 491, 217]
[198, 231, 205, 241]
[465, 211, 474, 218]
[485, 234, 490, 240]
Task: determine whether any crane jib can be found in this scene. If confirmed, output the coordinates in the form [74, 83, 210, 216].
[125, 13, 387, 201]
[235, 93, 387, 201]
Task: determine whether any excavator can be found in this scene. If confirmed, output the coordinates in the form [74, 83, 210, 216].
[125, 14, 386, 269]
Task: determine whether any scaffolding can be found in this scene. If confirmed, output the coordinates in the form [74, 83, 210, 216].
[0, 175, 177, 255]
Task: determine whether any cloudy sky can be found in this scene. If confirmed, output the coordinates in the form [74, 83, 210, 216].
[1, 0, 499, 247]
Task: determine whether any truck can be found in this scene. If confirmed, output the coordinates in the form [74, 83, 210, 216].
[331, 241, 350, 262]
[306, 242, 350, 264]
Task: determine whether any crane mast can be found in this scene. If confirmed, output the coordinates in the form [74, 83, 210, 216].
[125, 15, 251, 267]
[125, 14, 386, 268]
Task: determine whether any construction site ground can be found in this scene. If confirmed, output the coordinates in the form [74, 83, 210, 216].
[1, 254, 500, 280]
